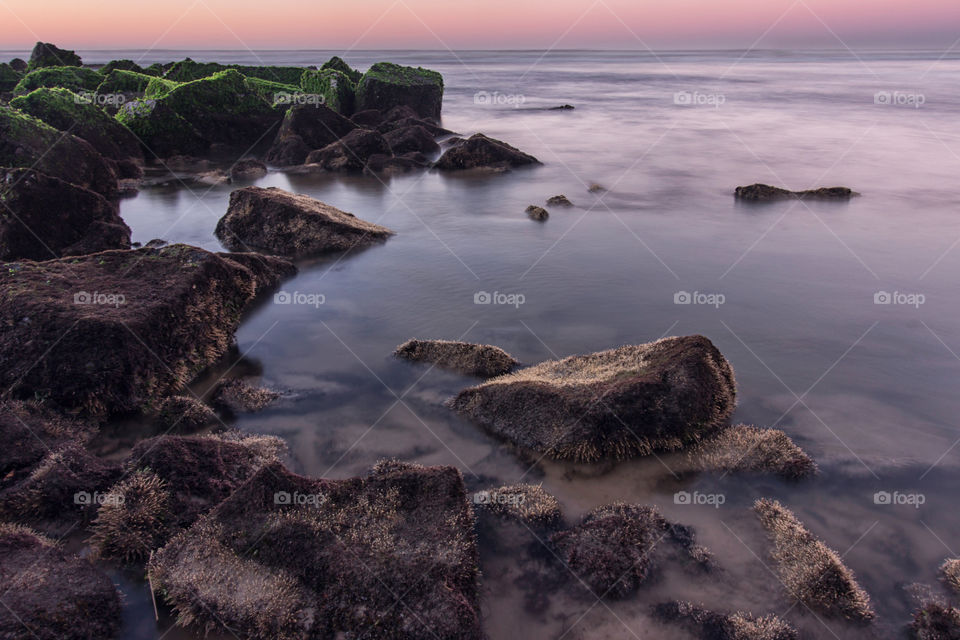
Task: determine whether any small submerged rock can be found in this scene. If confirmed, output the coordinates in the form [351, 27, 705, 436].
[215, 186, 394, 257]
[229, 158, 267, 181]
[526, 205, 549, 221]
[395, 339, 519, 378]
[472, 483, 562, 528]
[653, 601, 799, 640]
[213, 378, 281, 413]
[734, 184, 859, 201]
[692, 425, 817, 479]
[546, 194, 573, 207]
[912, 600, 960, 639]
[435, 133, 540, 171]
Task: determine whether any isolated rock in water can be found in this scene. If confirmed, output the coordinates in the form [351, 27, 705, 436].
[213, 378, 280, 413]
[692, 425, 817, 479]
[653, 601, 799, 640]
[305, 127, 392, 172]
[753, 499, 874, 621]
[912, 601, 960, 640]
[229, 158, 267, 181]
[588, 183, 606, 193]
[734, 184, 858, 201]
[0, 168, 130, 261]
[547, 194, 573, 207]
[28, 42, 82, 70]
[0, 245, 293, 418]
[0, 105, 118, 197]
[356, 61, 444, 120]
[472, 483, 562, 528]
[450, 335, 736, 462]
[435, 133, 541, 171]
[0, 523, 121, 640]
[153, 395, 219, 432]
[394, 339, 518, 378]
[216, 186, 394, 257]
[149, 460, 483, 640]
[526, 205, 549, 220]
[266, 104, 356, 166]
[383, 124, 440, 155]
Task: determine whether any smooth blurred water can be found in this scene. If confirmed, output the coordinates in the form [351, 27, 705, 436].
[49, 49, 960, 638]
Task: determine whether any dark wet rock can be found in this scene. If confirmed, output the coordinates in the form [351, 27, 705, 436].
[383, 124, 440, 155]
[153, 395, 219, 432]
[264, 133, 312, 166]
[472, 483, 562, 528]
[379, 115, 453, 137]
[213, 378, 280, 413]
[0, 63, 21, 92]
[229, 158, 267, 181]
[754, 498, 874, 621]
[149, 460, 482, 640]
[265, 104, 356, 166]
[10, 87, 144, 176]
[0, 523, 121, 640]
[379, 104, 419, 125]
[653, 601, 799, 640]
[435, 133, 541, 171]
[214, 250, 298, 292]
[90, 433, 285, 562]
[356, 62, 444, 120]
[549, 104, 575, 110]
[305, 128, 392, 172]
[14, 66, 104, 95]
[943, 559, 960, 594]
[9, 58, 27, 73]
[28, 42, 82, 70]
[195, 169, 230, 186]
[0, 168, 130, 261]
[547, 194, 573, 207]
[588, 183, 606, 193]
[0, 104, 119, 197]
[912, 601, 960, 639]
[394, 339, 518, 378]
[216, 186, 394, 257]
[0, 244, 293, 418]
[0, 401, 95, 490]
[363, 151, 430, 174]
[450, 335, 736, 462]
[99, 59, 144, 75]
[734, 184, 859, 201]
[692, 425, 817, 480]
[526, 205, 549, 221]
[350, 108, 382, 127]
[320, 55, 363, 85]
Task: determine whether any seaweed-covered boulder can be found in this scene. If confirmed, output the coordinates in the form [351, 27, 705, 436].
[305, 127, 392, 172]
[356, 62, 444, 120]
[0, 168, 130, 260]
[90, 433, 285, 562]
[450, 335, 737, 462]
[912, 601, 960, 640]
[734, 184, 859, 201]
[149, 461, 482, 639]
[435, 133, 540, 171]
[473, 483, 562, 527]
[100, 59, 144, 75]
[321, 55, 363, 85]
[692, 425, 817, 479]
[28, 42, 82, 70]
[0, 245, 294, 417]
[394, 339, 518, 378]
[265, 103, 356, 166]
[383, 124, 439, 155]
[116, 98, 208, 158]
[300, 68, 355, 115]
[753, 499, 874, 621]
[0, 62, 21, 92]
[14, 66, 104, 95]
[229, 158, 267, 181]
[96, 69, 154, 97]
[0, 523, 121, 640]
[0, 105, 119, 197]
[162, 59, 305, 85]
[11, 87, 143, 175]
[212, 378, 280, 413]
[653, 601, 799, 640]
[216, 186, 394, 257]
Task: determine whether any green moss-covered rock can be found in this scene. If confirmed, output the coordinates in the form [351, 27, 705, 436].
[0, 63, 21, 92]
[0, 105, 118, 196]
[300, 68, 354, 115]
[116, 99, 208, 159]
[99, 59, 144, 75]
[356, 62, 443, 120]
[143, 62, 171, 77]
[96, 69, 153, 95]
[14, 66, 104, 95]
[144, 76, 181, 99]
[27, 42, 81, 70]
[244, 76, 300, 106]
[10, 88, 143, 168]
[163, 58, 305, 85]
[320, 56, 362, 85]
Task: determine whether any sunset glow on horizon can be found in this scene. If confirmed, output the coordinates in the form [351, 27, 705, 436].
[1, 0, 959, 51]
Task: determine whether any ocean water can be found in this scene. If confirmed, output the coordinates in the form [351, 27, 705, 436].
[16, 49, 960, 638]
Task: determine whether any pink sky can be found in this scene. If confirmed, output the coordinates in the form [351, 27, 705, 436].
[1, 0, 958, 50]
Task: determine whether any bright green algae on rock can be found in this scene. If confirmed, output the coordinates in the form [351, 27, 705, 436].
[355, 62, 444, 119]
[300, 68, 355, 114]
[97, 70, 155, 95]
[163, 58, 305, 85]
[0, 63, 22, 92]
[14, 66, 104, 95]
[320, 56, 362, 85]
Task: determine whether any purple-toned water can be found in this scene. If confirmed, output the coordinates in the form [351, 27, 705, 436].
[10, 48, 960, 638]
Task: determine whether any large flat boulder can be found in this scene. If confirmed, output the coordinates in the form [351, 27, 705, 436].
[0, 245, 295, 418]
[149, 460, 483, 639]
[435, 133, 540, 171]
[216, 186, 394, 257]
[0, 168, 130, 261]
[355, 62, 444, 120]
[450, 335, 737, 462]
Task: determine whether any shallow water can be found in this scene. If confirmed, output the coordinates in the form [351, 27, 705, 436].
[29, 49, 960, 638]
